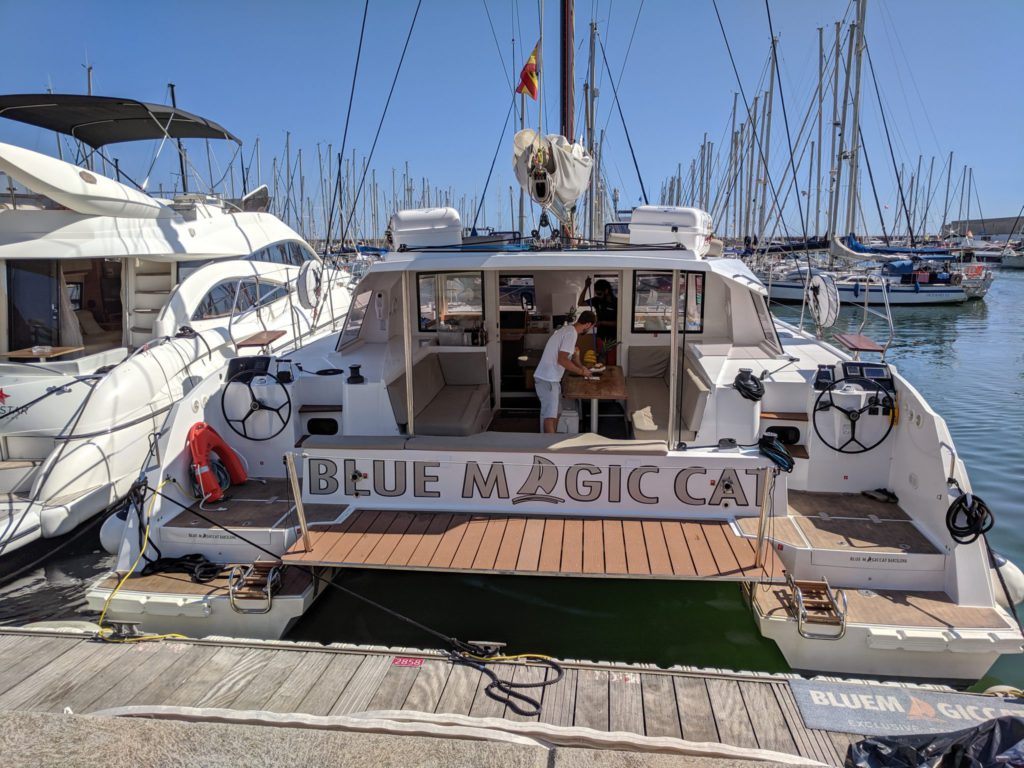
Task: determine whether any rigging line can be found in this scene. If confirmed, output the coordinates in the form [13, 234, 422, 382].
[596, 33, 647, 204]
[709, 0, 792, 242]
[858, 125, 889, 243]
[472, 94, 517, 231]
[865, 40, 915, 246]
[339, 0, 423, 248]
[327, 0, 370, 252]
[597, 0, 644, 136]
[765, 1, 809, 245]
[482, 0, 514, 89]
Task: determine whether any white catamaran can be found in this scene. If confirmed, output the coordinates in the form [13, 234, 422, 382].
[90, 203, 1023, 686]
[0, 94, 353, 555]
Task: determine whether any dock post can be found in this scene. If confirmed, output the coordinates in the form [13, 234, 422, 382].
[755, 466, 774, 569]
[285, 452, 311, 552]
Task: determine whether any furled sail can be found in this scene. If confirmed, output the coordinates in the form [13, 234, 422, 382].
[512, 129, 592, 228]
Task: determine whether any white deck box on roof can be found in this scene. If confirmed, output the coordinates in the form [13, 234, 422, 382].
[389, 207, 462, 249]
[628, 205, 713, 253]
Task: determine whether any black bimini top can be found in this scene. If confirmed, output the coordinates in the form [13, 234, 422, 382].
[0, 94, 240, 148]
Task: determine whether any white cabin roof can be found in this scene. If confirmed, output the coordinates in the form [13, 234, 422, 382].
[368, 250, 767, 295]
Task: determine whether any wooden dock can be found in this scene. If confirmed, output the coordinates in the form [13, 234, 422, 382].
[0, 627, 858, 766]
[284, 511, 784, 582]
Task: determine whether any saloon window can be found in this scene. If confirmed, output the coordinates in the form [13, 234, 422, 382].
[631, 271, 704, 333]
[338, 289, 371, 349]
[258, 280, 289, 305]
[192, 281, 239, 321]
[417, 271, 484, 332]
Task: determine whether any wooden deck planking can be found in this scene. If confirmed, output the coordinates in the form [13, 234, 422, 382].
[640, 674, 682, 738]
[405, 513, 455, 567]
[366, 661, 423, 711]
[0, 636, 82, 699]
[702, 522, 742, 576]
[294, 653, 365, 715]
[602, 520, 629, 575]
[471, 516, 508, 570]
[493, 517, 527, 571]
[384, 512, 436, 566]
[434, 663, 482, 715]
[0, 631, 894, 765]
[229, 650, 307, 711]
[573, 668, 610, 731]
[516, 518, 545, 571]
[641, 521, 673, 576]
[661, 522, 697, 577]
[706, 678, 759, 749]
[673, 676, 720, 743]
[504, 663, 549, 722]
[608, 670, 645, 733]
[261, 651, 336, 713]
[329, 654, 393, 715]
[539, 667, 577, 728]
[364, 511, 419, 564]
[538, 518, 564, 572]
[283, 511, 783, 583]
[738, 679, 799, 755]
[622, 520, 651, 575]
[402, 659, 451, 713]
[449, 516, 489, 570]
[582, 519, 604, 574]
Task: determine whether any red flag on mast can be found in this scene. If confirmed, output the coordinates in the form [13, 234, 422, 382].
[516, 41, 540, 100]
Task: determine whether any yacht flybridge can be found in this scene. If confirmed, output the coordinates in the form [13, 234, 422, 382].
[0, 95, 353, 554]
[91, 205, 1022, 686]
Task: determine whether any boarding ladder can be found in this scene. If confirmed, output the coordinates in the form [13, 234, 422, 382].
[786, 573, 848, 640]
[227, 560, 282, 614]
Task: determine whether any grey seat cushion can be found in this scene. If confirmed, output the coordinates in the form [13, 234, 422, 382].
[414, 384, 490, 436]
[406, 432, 667, 455]
[626, 377, 670, 440]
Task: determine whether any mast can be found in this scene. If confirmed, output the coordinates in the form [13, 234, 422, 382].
[920, 155, 935, 236]
[586, 19, 597, 240]
[828, 22, 855, 243]
[940, 150, 953, 237]
[825, 22, 841, 241]
[168, 83, 188, 194]
[843, 0, 868, 237]
[815, 27, 824, 238]
[560, 0, 574, 140]
[757, 41, 776, 244]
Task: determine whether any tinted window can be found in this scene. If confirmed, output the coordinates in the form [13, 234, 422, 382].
[192, 281, 238, 321]
[417, 272, 484, 332]
[234, 279, 258, 313]
[338, 289, 371, 348]
[287, 241, 308, 265]
[631, 271, 704, 334]
[257, 281, 288, 305]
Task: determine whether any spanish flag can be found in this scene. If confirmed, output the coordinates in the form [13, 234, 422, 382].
[516, 41, 540, 100]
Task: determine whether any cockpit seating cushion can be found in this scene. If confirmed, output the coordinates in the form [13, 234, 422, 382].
[387, 350, 492, 436]
[625, 346, 708, 442]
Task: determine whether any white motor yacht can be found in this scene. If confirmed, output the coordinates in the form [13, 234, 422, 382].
[0, 95, 353, 555]
[90, 205, 1023, 687]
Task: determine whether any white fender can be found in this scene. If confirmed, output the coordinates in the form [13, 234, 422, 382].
[990, 551, 1024, 610]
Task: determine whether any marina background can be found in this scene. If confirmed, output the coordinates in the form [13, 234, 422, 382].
[3, 268, 1021, 687]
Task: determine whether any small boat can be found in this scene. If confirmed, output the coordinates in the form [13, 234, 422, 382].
[92, 204, 1023, 687]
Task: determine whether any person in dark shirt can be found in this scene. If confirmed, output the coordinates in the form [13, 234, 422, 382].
[578, 277, 618, 362]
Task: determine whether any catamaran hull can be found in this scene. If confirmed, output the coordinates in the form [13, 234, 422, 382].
[85, 570, 328, 640]
[754, 607, 1020, 687]
[767, 280, 968, 305]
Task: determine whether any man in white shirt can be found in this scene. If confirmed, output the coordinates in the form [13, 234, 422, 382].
[534, 311, 596, 433]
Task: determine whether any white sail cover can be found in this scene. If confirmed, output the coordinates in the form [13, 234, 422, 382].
[513, 129, 593, 227]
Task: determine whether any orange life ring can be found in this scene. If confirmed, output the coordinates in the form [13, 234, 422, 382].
[964, 265, 984, 278]
[187, 422, 247, 502]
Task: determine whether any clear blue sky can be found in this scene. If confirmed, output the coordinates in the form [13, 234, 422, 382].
[1, 0, 1021, 237]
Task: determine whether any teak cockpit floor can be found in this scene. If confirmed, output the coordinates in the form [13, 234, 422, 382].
[736, 491, 940, 555]
[283, 510, 784, 582]
[752, 585, 1010, 630]
[165, 479, 346, 530]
